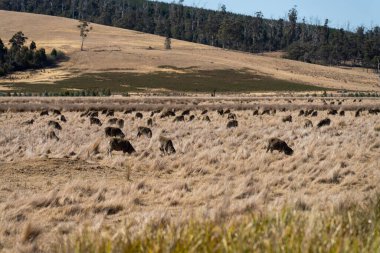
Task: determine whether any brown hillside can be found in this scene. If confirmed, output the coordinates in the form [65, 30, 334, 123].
[0, 10, 379, 91]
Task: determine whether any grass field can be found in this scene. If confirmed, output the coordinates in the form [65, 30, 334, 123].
[0, 97, 379, 252]
[3, 69, 325, 93]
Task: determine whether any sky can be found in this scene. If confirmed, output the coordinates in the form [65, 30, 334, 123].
[159, 0, 380, 30]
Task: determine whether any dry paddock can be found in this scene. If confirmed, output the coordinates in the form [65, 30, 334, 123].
[0, 96, 379, 252]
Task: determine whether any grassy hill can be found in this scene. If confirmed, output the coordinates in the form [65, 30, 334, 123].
[0, 10, 379, 93]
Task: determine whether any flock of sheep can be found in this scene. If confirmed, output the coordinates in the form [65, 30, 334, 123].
[22, 99, 380, 158]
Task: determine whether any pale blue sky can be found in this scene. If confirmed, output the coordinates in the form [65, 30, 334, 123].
[159, 0, 379, 30]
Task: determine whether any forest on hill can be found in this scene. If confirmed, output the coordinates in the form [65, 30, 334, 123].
[0, 0, 379, 70]
[0, 31, 65, 76]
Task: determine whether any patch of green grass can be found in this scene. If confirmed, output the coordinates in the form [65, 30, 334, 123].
[4, 69, 326, 94]
[53, 197, 380, 253]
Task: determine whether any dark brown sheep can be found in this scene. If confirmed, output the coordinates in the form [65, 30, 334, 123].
[147, 118, 153, 127]
[311, 111, 318, 117]
[90, 117, 102, 126]
[137, 127, 152, 138]
[135, 112, 143, 119]
[189, 115, 195, 121]
[106, 110, 114, 117]
[105, 127, 125, 138]
[339, 111, 345, 116]
[47, 131, 59, 141]
[227, 120, 238, 128]
[40, 110, 49, 116]
[203, 115, 211, 122]
[266, 138, 293, 156]
[227, 113, 237, 120]
[317, 118, 331, 128]
[48, 121, 62, 130]
[282, 115, 292, 123]
[328, 109, 338, 115]
[304, 119, 313, 128]
[60, 115, 67, 122]
[217, 109, 224, 115]
[253, 110, 259, 116]
[298, 110, 305, 116]
[124, 108, 136, 114]
[53, 109, 61, 115]
[174, 116, 185, 122]
[150, 109, 162, 117]
[108, 138, 135, 155]
[89, 111, 99, 118]
[159, 136, 176, 155]
[160, 110, 175, 118]
[181, 110, 190, 116]
[23, 119, 34, 125]
[201, 110, 208, 115]
[261, 109, 270, 115]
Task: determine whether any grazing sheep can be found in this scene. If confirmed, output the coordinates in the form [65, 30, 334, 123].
[261, 109, 270, 115]
[135, 112, 143, 119]
[147, 118, 153, 127]
[201, 110, 208, 115]
[108, 138, 135, 155]
[89, 111, 98, 118]
[355, 109, 363, 117]
[339, 111, 345, 116]
[137, 127, 152, 138]
[60, 115, 67, 122]
[328, 109, 338, 115]
[150, 109, 161, 117]
[266, 138, 293, 156]
[159, 136, 176, 155]
[227, 113, 237, 120]
[227, 120, 238, 128]
[224, 109, 231, 115]
[53, 109, 61, 115]
[105, 127, 125, 138]
[174, 116, 185, 122]
[298, 110, 305, 116]
[40, 110, 49, 116]
[253, 110, 259, 116]
[282, 115, 292, 123]
[160, 110, 175, 118]
[48, 121, 62, 130]
[182, 110, 190, 116]
[189, 115, 195, 121]
[90, 117, 102, 126]
[304, 119, 313, 128]
[106, 110, 114, 117]
[369, 109, 380, 115]
[47, 131, 59, 141]
[23, 119, 34, 125]
[80, 111, 90, 117]
[317, 118, 331, 128]
[311, 111, 318, 117]
[124, 108, 136, 114]
[217, 109, 224, 115]
[108, 118, 124, 128]
[202, 115, 211, 122]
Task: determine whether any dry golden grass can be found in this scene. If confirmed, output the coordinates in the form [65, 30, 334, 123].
[0, 98, 379, 252]
[0, 10, 379, 91]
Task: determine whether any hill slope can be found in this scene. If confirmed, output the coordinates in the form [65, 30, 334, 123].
[0, 10, 379, 92]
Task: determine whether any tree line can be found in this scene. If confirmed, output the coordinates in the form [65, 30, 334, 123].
[0, 0, 379, 69]
[0, 31, 65, 76]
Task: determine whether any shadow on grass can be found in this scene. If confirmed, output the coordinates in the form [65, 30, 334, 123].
[4, 69, 326, 94]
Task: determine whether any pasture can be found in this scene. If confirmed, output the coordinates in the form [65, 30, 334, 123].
[0, 96, 379, 252]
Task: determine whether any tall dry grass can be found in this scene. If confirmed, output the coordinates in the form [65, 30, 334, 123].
[0, 101, 379, 252]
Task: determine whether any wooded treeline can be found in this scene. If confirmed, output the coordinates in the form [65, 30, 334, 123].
[0, 0, 379, 69]
[0, 32, 64, 76]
